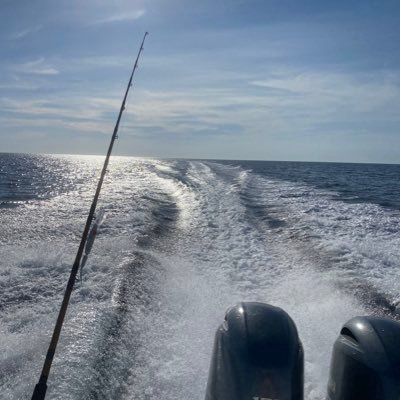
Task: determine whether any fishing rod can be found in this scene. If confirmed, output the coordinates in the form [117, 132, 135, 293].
[78, 208, 106, 282]
[31, 31, 148, 400]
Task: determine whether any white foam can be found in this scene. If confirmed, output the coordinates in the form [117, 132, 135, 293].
[1, 158, 395, 400]
[118, 161, 366, 400]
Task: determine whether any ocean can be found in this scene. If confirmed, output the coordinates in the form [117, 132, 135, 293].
[1, 153, 399, 400]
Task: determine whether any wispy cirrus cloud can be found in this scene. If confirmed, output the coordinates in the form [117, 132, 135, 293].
[14, 58, 59, 75]
[250, 69, 400, 115]
[11, 25, 43, 40]
[62, 0, 146, 26]
[92, 9, 146, 25]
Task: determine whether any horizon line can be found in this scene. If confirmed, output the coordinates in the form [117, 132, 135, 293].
[0, 151, 398, 166]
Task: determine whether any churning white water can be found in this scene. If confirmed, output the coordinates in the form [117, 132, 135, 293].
[1, 155, 399, 399]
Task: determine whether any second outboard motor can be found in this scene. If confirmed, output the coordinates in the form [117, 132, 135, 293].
[205, 302, 303, 400]
[327, 316, 400, 400]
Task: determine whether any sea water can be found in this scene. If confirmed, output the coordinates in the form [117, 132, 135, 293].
[0, 153, 399, 399]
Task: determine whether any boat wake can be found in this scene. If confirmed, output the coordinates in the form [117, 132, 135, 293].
[1, 155, 399, 399]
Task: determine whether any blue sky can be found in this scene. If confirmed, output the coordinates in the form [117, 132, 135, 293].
[1, 0, 399, 163]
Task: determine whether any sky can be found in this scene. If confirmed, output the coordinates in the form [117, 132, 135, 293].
[1, 0, 400, 163]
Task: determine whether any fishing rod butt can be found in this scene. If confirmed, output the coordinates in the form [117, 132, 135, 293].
[31, 380, 47, 400]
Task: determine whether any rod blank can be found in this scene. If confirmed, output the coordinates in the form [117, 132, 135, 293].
[31, 32, 148, 400]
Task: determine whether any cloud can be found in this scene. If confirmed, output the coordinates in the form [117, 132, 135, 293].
[0, 92, 124, 137]
[11, 25, 43, 40]
[250, 69, 400, 116]
[92, 9, 146, 25]
[14, 58, 59, 75]
[0, 83, 250, 141]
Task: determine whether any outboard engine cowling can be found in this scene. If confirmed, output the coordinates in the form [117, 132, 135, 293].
[327, 316, 400, 400]
[205, 302, 304, 400]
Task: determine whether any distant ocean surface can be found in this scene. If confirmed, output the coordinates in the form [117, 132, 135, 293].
[1, 153, 399, 400]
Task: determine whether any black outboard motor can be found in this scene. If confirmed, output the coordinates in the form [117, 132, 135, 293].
[205, 302, 304, 400]
[327, 316, 400, 400]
